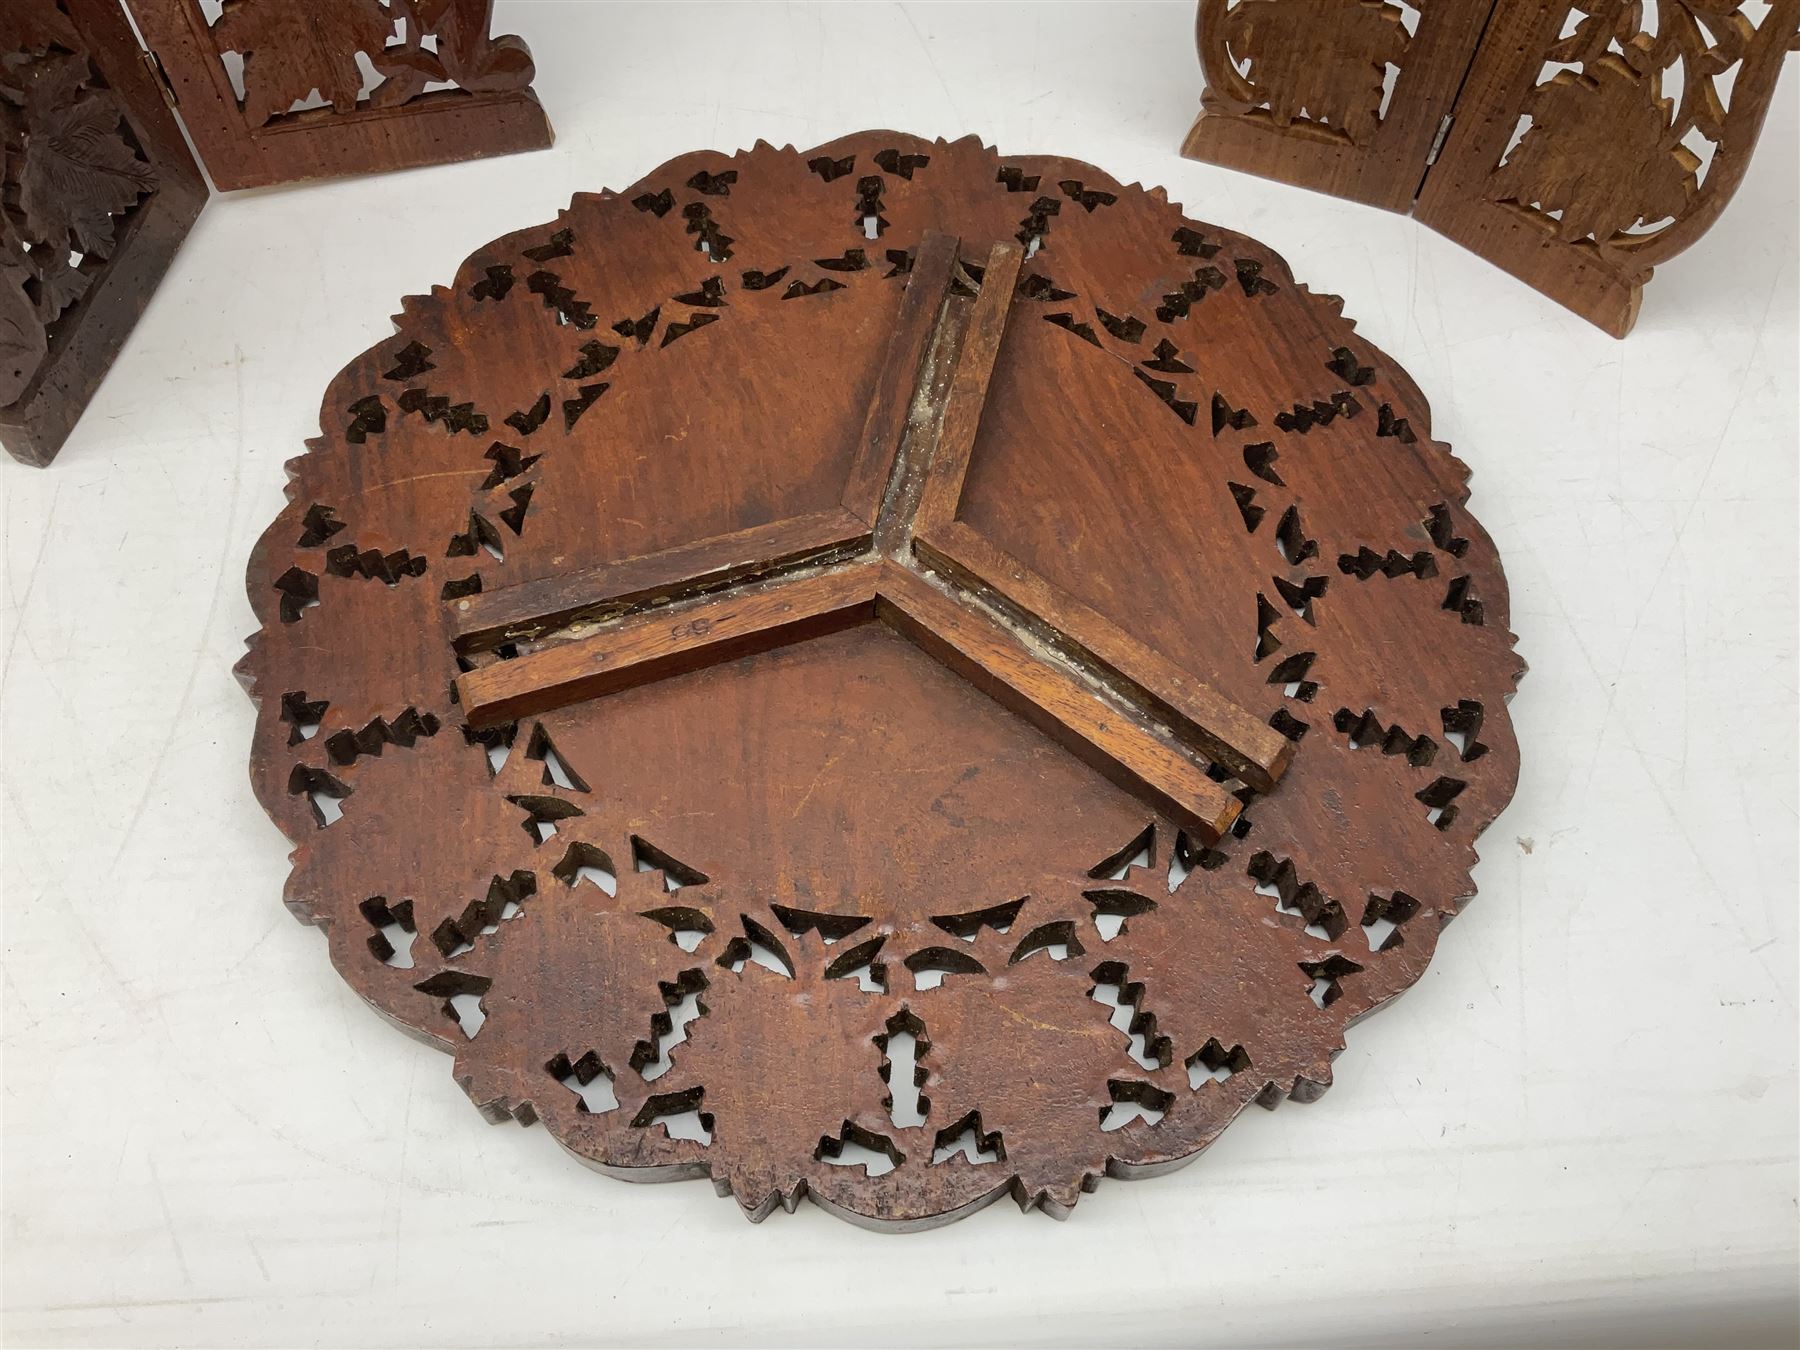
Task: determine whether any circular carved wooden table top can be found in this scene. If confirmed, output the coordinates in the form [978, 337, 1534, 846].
[239, 131, 1524, 1229]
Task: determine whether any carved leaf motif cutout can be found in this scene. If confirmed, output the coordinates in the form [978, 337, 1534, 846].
[376, 0, 535, 100]
[3, 28, 168, 412]
[1490, 55, 1699, 242]
[1225, 0, 1409, 145]
[239, 133, 1524, 1228]
[213, 0, 395, 126]
[907, 920, 1160, 1212]
[16, 65, 155, 258]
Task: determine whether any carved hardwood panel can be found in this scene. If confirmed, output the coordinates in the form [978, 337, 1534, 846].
[1414, 0, 1800, 336]
[1182, 0, 1496, 210]
[1181, 0, 1800, 335]
[238, 133, 1524, 1228]
[1, 0, 206, 466]
[122, 0, 551, 190]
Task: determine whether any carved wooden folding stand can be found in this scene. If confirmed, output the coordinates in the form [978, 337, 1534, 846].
[1182, 0, 1800, 335]
[2, 0, 205, 465]
[4, 0, 551, 465]
[124, 0, 551, 190]
[240, 133, 1524, 1228]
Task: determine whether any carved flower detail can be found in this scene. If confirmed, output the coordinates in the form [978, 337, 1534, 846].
[1227, 0, 1409, 146]
[374, 0, 536, 104]
[1491, 53, 1700, 242]
[14, 59, 155, 259]
[2, 43, 150, 403]
[213, 0, 395, 127]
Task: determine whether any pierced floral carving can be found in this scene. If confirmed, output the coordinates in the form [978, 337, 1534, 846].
[1186, 0, 1798, 332]
[239, 133, 1523, 1228]
[1492, 54, 1695, 242]
[1487, 0, 1796, 256]
[1, 5, 158, 407]
[210, 0, 536, 127]
[212, 0, 393, 127]
[372, 0, 535, 103]
[1200, 0, 1412, 146]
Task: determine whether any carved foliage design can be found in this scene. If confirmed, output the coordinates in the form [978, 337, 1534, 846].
[1188, 0, 1797, 331]
[1486, 0, 1799, 256]
[210, 0, 535, 127]
[1, 4, 158, 405]
[239, 134, 1523, 1228]
[1199, 0, 1415, 145]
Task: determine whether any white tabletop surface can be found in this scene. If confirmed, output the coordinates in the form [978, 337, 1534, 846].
[3, 3, 1797, 1346]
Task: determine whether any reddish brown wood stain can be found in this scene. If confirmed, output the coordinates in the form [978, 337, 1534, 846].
[123, 0, 551, 191]
[238, 132, 1524, 1228]
[1182, 0, 1800, 336]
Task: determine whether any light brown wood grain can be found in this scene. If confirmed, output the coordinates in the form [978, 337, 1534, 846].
[1414, 0, 1800, 337]
[1181, 0, 1496, 212]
